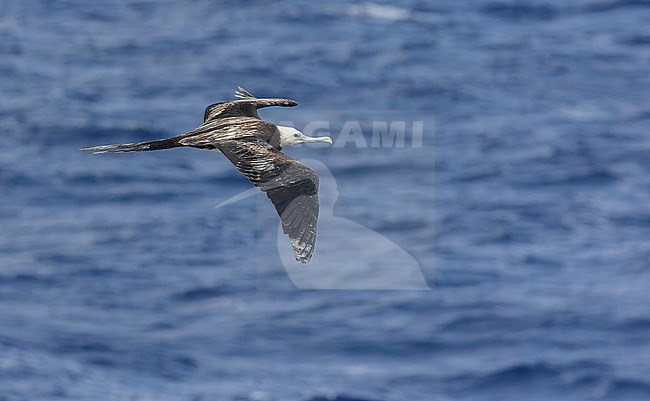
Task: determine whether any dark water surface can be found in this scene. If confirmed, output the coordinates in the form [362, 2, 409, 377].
[1, 1, 649, 400]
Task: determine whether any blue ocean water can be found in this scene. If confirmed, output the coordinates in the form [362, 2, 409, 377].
[1, 0, 649, 400]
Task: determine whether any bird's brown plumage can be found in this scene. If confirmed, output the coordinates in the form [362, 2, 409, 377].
[81, 88, 322, 263]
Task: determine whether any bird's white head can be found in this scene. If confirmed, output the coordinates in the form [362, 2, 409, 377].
[277, 125, 333, 149]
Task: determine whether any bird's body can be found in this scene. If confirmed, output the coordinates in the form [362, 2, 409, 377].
[82, 87, 332, 263]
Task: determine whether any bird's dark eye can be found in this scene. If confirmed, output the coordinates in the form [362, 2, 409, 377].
[294, 134, 299, 138]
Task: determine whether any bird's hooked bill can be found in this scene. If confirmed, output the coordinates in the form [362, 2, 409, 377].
[306, 136, 333, 144]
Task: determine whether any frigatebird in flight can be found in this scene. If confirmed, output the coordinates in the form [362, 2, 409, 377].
[82, 87, 332, 263]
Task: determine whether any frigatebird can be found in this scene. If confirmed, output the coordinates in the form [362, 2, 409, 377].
[81, 87, 332, 263]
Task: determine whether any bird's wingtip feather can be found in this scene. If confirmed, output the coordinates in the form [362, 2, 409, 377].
[235, 86, 256, 99]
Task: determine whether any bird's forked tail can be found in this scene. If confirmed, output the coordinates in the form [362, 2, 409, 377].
[80, 136, 182, 154]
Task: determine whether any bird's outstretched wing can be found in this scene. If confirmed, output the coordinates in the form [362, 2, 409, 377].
[203, 87, 298, 122]
[217, 139, 319, 263]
